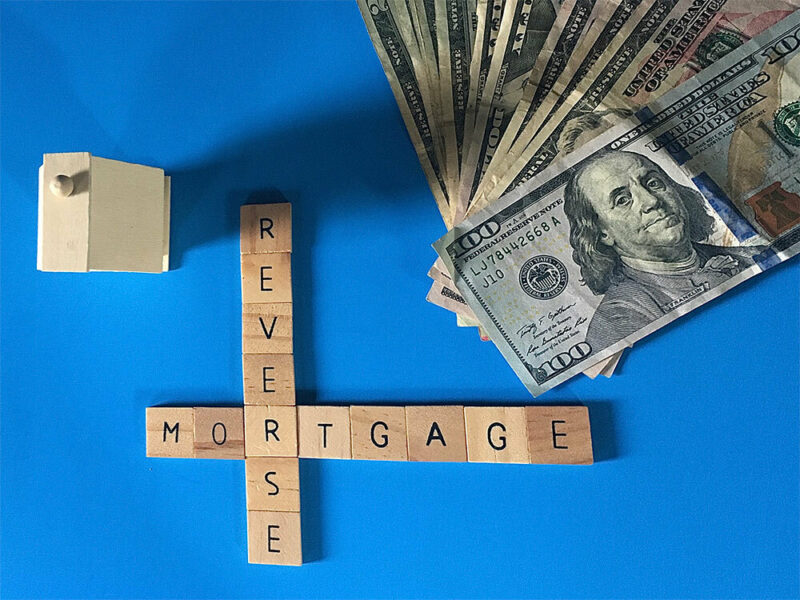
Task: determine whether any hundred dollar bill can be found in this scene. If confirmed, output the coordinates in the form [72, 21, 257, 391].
[435, 10, 800, 395]
[358, 0, 452, 224]
[456, 0, 561, 222]
[474, 0, 800, 211]
[472, 0, 686, 209]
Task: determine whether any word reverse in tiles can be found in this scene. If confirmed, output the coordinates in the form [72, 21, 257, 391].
[146, 203, 595, 567]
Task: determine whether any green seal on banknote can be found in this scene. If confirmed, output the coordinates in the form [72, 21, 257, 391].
[696, 31, 745, 68]
[774, 101, 800, 146]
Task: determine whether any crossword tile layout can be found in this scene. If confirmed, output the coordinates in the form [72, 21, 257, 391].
[146, 404, 593, 465]
[146, 203, 595, 567]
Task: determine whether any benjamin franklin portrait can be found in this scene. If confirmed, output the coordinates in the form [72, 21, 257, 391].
[563, 149, 761, 350]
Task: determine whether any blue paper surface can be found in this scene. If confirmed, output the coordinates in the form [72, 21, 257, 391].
[1, 2, 798, 598]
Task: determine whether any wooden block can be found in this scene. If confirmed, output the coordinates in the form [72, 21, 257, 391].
[247, 510, 302, 566]
[244, 405, 298, 457]
[242, 303, 293, 355]
[88, 156, 168, 273]
[241, 253, 292, 304]
[193, 407, 244, 459]
[245, 457, 300, 512]
[526, 406, 593, 465]
[38, 153, 169, 273]
[350, 406, 408, 461]
[38, 153, 91, 272]
[297, 406, 351, 459]
[405, 406, 467, 462]
[242, 354, 295, 405]
[241, 203, 291, 254]
[464, 407, 529, 463]
[146, 407, 194, 458]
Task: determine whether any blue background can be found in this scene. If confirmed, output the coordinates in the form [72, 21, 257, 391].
[1, 2, 798, 598]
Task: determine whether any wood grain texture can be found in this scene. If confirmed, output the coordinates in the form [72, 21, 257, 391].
[526, 406, 593, 465]
[242, 353, 295, 405]
[241, 203, 292, 254]
[297, 405, 351, 459]
[193, 407, 244, 459]
[247, 510, 302, 565]
[244, 405, 298, 457]
[464, 407, 529, 463]
[245, 457, 300, 512]
[350, 406, 408, 461]
[242, 303, 293, 355]
[405, 406, 467, 462]
[146, 407, 194, 458]
[241, 253, 292, 304]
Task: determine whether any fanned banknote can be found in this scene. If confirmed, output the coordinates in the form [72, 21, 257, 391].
[359, 0, 800, 383]
[436, 11, 800, 395]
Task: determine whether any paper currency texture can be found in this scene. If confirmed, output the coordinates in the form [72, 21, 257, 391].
[436, 12, 800, 395]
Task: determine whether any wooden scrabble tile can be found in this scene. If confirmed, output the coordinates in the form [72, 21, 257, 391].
[526, 406, 593, 465]
[247, 510, 302, 566]
[193, 407, 245, 459]
[245, 457, 300, 512]
[405, 406, 467, 462]
[244, 405, 298, 457]
[350, 406, 408, 461]
[241, 253, 292, 304]
[241, 203, 291, 254]
[464, 407, 529, 463]
[297, 406, 351, 459]
[242, 303, 293, 355]
[146, 407, 194, 458]
[242, 354, 295, 405]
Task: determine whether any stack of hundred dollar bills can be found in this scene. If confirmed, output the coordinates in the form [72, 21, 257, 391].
[359, 0, 800, 394]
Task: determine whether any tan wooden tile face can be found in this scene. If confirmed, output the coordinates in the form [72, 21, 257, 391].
[193, 407, 245, 459]
[244, 405, 298, 457]
[146, 407, 195, 458]
[242, 303, 293, 355]
[242, 354, 295, 405]
[405, 406, 467, 462]
[241, 203, 292, 254]
[526, 406, 593, 465]
[245, 457, 300, 512]
[247, 510, 302, 565]
[350, 406, 408, 461]
[464, 407, 529, 463]
[241, 253, 292, 304]
[297, 406, 352, 459]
